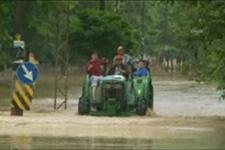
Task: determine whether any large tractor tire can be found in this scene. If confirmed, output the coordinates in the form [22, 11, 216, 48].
[78, 97, 90, 115]
[136, 100, 147, 116]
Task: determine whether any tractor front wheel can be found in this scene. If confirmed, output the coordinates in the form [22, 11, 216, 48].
[78, 97, 90, 115]
[136, 101, 147, 116]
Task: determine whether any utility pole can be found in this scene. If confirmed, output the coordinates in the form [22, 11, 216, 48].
[53, 2, 70, 110]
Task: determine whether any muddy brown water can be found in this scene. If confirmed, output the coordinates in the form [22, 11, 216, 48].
[1, 133, 225, 150]
[1, 75, 225, 149]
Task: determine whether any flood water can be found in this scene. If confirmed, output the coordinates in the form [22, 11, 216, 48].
[1, 73, 225, 149]
[1, 132, 225, 150]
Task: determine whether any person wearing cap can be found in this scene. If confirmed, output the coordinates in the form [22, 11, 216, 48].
[108, 55, 129, 79]
[113, 45, 133, 66]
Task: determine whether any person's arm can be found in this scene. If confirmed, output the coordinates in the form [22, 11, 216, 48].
[107, 66, 115, 75]
[133, 69, 139, 77]
[87, 64, 93, 71]
[118, 66, 126, 73]
[127, 54, 133, 65]
[86, 61, 93, 75]
[113, 56, 117, 65]
[120, 65, 130, 75]
[143, 68, 149, 76]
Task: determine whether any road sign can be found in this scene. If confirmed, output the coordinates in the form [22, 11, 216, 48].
[12, 80, 33, 111]
[13, 40, 25, 49]
[16, 62, 39, 85]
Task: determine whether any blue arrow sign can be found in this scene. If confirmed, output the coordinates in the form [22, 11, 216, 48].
[16, 62, 39, 85]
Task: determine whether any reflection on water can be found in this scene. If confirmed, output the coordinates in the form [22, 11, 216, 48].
[0, 136, 153, 150]
[1, 133, 225, 150]
[9, 136, 32, 149]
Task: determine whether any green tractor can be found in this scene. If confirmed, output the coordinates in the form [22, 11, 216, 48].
[78, 74, 153, 116]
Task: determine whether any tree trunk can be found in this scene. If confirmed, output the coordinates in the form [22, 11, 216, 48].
[13, 1, 29, 35]
[114, 0, 119, 12]
[99, 0, 105, 10]
[13, 1, 23, 34]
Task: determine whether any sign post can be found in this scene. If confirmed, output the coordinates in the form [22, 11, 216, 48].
[11, 62, 39, 116]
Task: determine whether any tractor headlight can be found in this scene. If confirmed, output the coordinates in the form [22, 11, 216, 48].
[138, 90, 141, 95]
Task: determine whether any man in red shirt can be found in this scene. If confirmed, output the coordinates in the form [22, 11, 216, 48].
[86, 52, 103, 102]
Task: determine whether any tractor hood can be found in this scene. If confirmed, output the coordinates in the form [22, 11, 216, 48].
[100, 75, 126, 82]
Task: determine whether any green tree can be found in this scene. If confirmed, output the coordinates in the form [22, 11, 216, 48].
[0, 2, 13, 67]
[69, 9, 139, 62]
[27, 1, 79, 65]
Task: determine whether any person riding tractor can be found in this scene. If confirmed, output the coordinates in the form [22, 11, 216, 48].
[108, 55, 129, 79]
[86, 52, 104, 105]
[133, 60, 149, 77]
[78, 48, 154, 116]
[113, 46, 133, 66]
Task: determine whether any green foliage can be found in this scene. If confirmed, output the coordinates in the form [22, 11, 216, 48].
[116, 0, 225, 95]
[69, 9, 139, 62]
[1, 0, 225, 96]
[0, 2, 13, 64]
[23, 2, 139, 63]
[27, 1, 80, 64]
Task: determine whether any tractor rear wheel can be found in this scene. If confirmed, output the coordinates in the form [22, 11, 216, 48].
[78, 97, 90, 115]
[136, 101, 147, 116]
[149, 85, 154, 110]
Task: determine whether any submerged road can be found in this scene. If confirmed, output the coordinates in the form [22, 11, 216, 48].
[0, 76, 225, 149]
